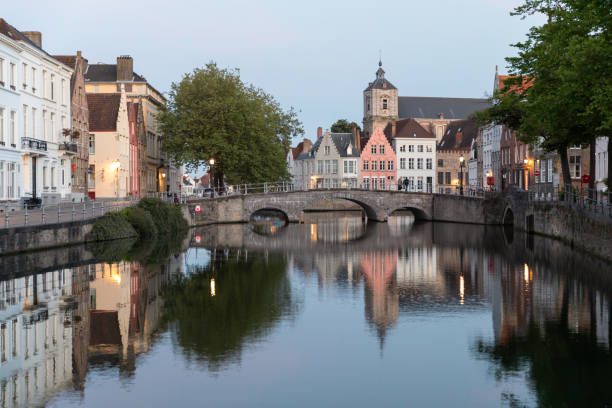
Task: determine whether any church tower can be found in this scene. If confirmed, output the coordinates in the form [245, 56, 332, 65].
[363, 60, 398, 138]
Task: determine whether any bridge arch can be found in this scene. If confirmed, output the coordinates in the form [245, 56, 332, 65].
[502, 206, 514, 225]
[388, 206, 431, 221]
[250, 207, 290, 223]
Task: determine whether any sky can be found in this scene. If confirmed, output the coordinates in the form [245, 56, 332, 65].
[5, 0, 545, 145]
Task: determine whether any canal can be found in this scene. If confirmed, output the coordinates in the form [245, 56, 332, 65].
[1, 211, 611, 407]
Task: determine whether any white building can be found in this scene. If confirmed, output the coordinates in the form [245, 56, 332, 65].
[386, 118, 436, 192]
[595, 137, 608, 192]
[0, 21, 73, 207]
[482, 124, 502, 190]
[468, 138, 479, 189]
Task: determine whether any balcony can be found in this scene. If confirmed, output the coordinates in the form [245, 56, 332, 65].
[22, 137, 47, 152]
[58, 141, 78, 155]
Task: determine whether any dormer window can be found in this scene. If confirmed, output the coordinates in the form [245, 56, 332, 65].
[324, 146, 330, 155]
[382, 99, 388, 110]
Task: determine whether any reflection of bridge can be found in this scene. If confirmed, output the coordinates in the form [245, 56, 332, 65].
[186, 189, 504, 224]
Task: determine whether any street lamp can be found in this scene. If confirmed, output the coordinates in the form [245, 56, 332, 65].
[209, 158, 216, 197]
[459, 154, 465, 195]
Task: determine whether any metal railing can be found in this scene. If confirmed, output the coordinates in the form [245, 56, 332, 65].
[0, 199, 133, 229]
[528, 187, 612, 217]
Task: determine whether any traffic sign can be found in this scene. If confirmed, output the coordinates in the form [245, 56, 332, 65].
[534, 170, 540, 176]
[581, 174, 591, 184]
[195, 205, 201, 214]
[195, 234, 201, 244]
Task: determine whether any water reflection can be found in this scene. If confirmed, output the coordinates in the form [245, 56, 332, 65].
[0, 212, 611, 407]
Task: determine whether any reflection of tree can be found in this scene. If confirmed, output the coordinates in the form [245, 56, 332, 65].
[476, 320, 612, 408]
[161, 251, 297, 372]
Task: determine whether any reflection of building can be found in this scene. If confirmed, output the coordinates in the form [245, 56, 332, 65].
[0, 270, 74, 407]
[305, 213, 365, 244]
[361, 250, 398, 349]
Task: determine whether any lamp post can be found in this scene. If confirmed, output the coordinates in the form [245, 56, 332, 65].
[523, 158, 529, 191]
[459, 155, 465, 196]
[209, 158, 215, 197]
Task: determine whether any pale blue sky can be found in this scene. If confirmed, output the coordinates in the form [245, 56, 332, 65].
[5, 0, 544, 144]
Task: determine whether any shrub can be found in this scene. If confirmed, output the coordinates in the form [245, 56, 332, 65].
[91, 211, 137, 241]
[121, 206, 158, 238]
[137, 198, 188, 235]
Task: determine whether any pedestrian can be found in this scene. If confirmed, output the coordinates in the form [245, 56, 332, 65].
[403, 177, 409, 192]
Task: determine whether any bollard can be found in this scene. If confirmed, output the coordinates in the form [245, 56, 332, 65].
[24, 206, 28, 226]
[42, 206, 46, 224]
[5, 211, 8, 228]
[72, 204, 75, 221]
[58, 205, 61, 223]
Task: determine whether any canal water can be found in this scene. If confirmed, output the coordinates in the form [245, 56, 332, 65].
[1, 212, 611, 407]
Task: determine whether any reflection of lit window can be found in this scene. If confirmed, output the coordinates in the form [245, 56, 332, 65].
[459, 276, 465, 305]
[310, 223, 317, 243]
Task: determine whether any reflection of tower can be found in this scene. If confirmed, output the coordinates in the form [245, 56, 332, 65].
[361, 250, 399, 351]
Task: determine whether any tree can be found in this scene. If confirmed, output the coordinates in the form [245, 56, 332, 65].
[473, 0, 612, 193]
[330, 119, 361, 134]
[157, 63, 303, 187]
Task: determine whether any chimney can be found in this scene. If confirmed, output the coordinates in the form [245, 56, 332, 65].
[317, 127, 322, 138]
[22, 31, 42, 48]
[352, 126, 362, 152]
[456, 131, 463, 147]
[302, 138, 313, 153]
[117, 55, 133, 81]
[391, 121, 396, 138]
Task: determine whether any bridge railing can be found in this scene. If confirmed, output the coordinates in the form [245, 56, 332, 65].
[181, 182, 486, 199]
[528, 187, 612, 218]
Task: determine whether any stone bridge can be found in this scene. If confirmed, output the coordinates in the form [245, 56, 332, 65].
[183, 189, 507, 225]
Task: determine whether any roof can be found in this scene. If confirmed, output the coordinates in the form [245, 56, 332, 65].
[384, 118, 435, 141]
[437, 119, 479, 151]
[331, 133, 360, 157]
[87, 93, 121, 131]
[291, 141, 306, 159]
[496, 74, 534, 94]
[85, 64, 146, 83]
[0, 18, 63, 62]
[365, 61, 397, 91]
[398, 96, 491, 120]
[53, 55, 77, 69]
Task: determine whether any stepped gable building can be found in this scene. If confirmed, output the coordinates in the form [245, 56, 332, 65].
[52, 52, 89, 201]
[363, 60, 490, 141]
[436, 119, 478, 194]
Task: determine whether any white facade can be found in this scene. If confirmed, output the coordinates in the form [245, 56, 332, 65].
[468, 139, 479, 189]
[482, 124, 502, 189]
[0, 29, 72, 206]
[393, 138, 436, 192]
[595, 137, 608, 192]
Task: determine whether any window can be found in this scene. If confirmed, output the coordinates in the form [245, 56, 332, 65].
[417, 158, 423, 169]
[10, 111, 15, 145]
[23, 105, 27, 137]
[363, 177, 370, 189]
[399, 158, 406, 169]
[426, 158, 432, 169]
[324, 145, 330, 155]
[9, 63, 15, 88]
[372, 160, 377, 171]
[417, 145, 424, 153]
[344, 160, 355, 174]
[61, 79, 66, 104]
[380, 177, 386, 190]
[437, 159, 443, 167]
[548, 159, 553, 183]
[382, 99, 388, 110]
[399, 145, 405, 152]
[570, 155, 581, 178]
[0, 108, 4, 145]
[332, 160, 338, 174]
[42, 70, 47, 97]
[380, 145, 385, 154]
[89, 134, 95, 154]
[0, 163, 4, 199]
[371, 144, 377, 154]
[366, 96, 371, 112]
[325, 160, 331, 174]
[372, 177, 378, 190]
[32, 67, 36, 92]
[408, 177, 414, 188]
[417, 177, 423, 191]
[31, 107, 36, 138]
[379, 160, 385, 171]
[438, 172, 444, 185]
[408, 158, 414, 169]
[363, 160, 369, 170]
[426, 145, 433, 153]
[50, 113, 55, 142]
[22, 63, 27, 87]
[445, 172, 451, 185]
[0, 58, 4, 84]
[387, 160, 394, 170]
[42, 110, 47, 140]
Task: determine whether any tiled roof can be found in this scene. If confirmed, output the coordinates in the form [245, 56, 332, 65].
[398, 96, 491, 120]
[85, 64, 146, 82]
[437, 119, 478, 151]
[0, 18, 58, 61]
[365, 62, 397, 91]
[496, 75, 534, 94]
[52, 55, 77, 69]
[384, 118, 435, 140]
[331, 133, 360, 157]
[291, 141, 305, 159]
[87, 93, 121, 131]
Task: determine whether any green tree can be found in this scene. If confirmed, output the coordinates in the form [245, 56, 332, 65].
[157, 63, 303, 187]
[330, 119, 361, 134]
[473, 0, 612, 192]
